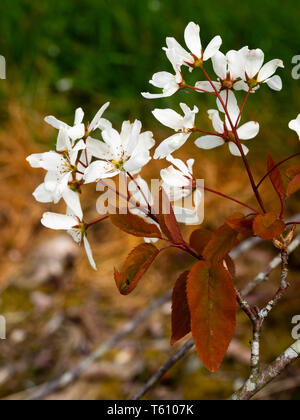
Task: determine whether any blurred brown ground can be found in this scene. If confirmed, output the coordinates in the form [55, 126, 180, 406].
[0, 96, 300, 400]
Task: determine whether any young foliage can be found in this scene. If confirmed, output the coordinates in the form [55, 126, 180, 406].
[203, 224, 239, 263]
[253, 212, 286, 240]
[110, 212, 162, 239]
[114, 243, 160, 295]
[187, 261, 237, 372]
[171, 271, 191, 345]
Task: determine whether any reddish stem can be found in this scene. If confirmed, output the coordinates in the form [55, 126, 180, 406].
[256, 152, 300, 189]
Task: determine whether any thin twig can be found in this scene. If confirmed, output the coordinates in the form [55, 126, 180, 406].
[131, 339, 195, 401]
[230, 340, 300, 400]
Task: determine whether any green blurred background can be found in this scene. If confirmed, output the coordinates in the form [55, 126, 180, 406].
[0, 0, 300, 154]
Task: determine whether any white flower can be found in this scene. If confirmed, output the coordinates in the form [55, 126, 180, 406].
[289, 115, 300, 139]
[41, 210, 97, 270]
[239, 48, 284, 91]
[161, 155, 195, 201]
[195, 91, 259, 156]
[45, 103, 111, 142]
[160, 156, 202, 225]
[26, 130, 86, 216]
[195, 47, 249, 92]
[164, 22, 222, 71]
[128, 176, 161, 243]
[84, 120, 155, 183]
[153, 103, 198, 159]
[142, 61, 183, 99]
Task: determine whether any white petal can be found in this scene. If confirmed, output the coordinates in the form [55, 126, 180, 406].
[40, 152, 64, 171]
[154, 133, 190, 159]
[84, 161, 118, 183]
[124, 150, 151, 173]
[149, 71, 174, 88]
[195, 81, 220, 93]
[208, 109, 224, 134]
[212, 51, 227, 79]
[184, 22, 202, 57]
[245, 49, 264, 78]
[44, 171, 59, 193]
[237, 121, 259, 140]
[102, 128, 122, 157]
[152, 108, 183, 130]
[41, 212, 78, 230]
[68, 123, 85, 141]
[203, 36, 222, 61]
[86, 137, 111, 159]
[228, 142, 249, 157]
[161, 166, 190, 188]
[233, 80, 249, 91]
[141, 87, 178, 99]
[166, 155, 193, 177]
[227, 49, 245, 80]
[62, 189, 83, 220]
[265, 75, 282, 91]
[89, 102, 110, 132]
[26, 153, 45, 168]
[83, 236, 97, 271]
[195, 135, 224, 150]
[74, 108, 84, 126]
[33, 183, 54, 203]
[258, 59, 284, 82]
[56, 129, 71, 152]
[44, 116, 69, 131]
[289, 115, 300, 139]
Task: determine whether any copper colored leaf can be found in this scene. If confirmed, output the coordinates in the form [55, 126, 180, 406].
[268, 154, 284, 198]
[203, 224, 239, 263]
[253, 212, 285, 240]
[189, 228, 213, 256]
[287, 174, 300, 196]
[225, 255, 236, 278]
[171, 271, 191, 345]
[110, 212, 161, 239]
[187, 261, 237, 372]
[155, 188, 183, 244]
[226, 213, 254, 237]
[286, 166, 300, 180]
[114, 243, 160, 295]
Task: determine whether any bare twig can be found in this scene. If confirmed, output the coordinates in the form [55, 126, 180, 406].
[131, 339, 195, 401]
[230, 340, 300, 400]
[241, 235, 300, 296]
[25, 291, 172, 400]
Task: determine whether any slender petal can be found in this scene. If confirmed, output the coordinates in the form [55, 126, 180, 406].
[154, 133, 190, 159]
[41, 213, 78, 230]
[184, 22, 202, 58]
[195, 135, 225, 150]
[203, 36, 222, 61]
[83, 236, 97, 271]
[258, 59, 284, 82]
[237, 121, 260, 140]
[228, 142, 249, 157]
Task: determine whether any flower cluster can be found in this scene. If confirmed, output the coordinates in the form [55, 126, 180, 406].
[27, 21, 300, 274]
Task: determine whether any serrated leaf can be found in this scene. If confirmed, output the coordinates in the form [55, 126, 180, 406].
[110, 212, 162, 239]
[154, 188, 184, 244]
[226, 212, 254, 237]
[189, 228, 213, 256]
[114, 243, 160, 295]
[203, 224, 239, 263]
[268, 154, 284, 198]
[171, 271, 191, 345]
[187, 261, 236, 372]
[287, 174, 300, 196]
[253, 212, 285, 240]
